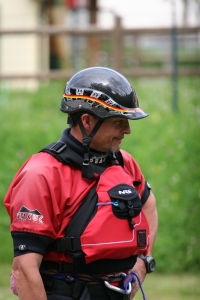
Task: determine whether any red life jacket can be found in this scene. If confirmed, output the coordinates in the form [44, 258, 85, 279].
[79, 164, 149, 264]
[42, 139, 149, 266]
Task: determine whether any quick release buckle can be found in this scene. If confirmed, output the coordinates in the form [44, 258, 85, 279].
[104, 272, 132, 295]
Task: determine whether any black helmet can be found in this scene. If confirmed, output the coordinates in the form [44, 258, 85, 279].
[60, 67, 148, 120]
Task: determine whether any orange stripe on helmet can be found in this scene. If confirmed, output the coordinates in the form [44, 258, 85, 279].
[63, 94, 143, 113]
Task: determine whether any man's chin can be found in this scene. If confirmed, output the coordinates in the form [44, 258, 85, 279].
[109, 145, 120, 154]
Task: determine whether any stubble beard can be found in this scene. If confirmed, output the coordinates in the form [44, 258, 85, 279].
[109, 138, 121, 154]
[109, 145, 120, 154]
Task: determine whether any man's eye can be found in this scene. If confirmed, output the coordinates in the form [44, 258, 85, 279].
[115, 120, 123, 125]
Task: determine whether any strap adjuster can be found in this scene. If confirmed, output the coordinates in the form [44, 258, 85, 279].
[50, 142, 67, 153]
[59, 237, 82, 251]
[58, 261, 66, 273]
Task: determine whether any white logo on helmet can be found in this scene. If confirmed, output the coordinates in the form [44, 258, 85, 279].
[76, 89, 84, 95]
[105, 98, 116, 106]
[91, 91, 101, 98]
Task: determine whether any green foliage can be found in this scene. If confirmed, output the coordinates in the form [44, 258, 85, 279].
[0, 77, 199, 273]
[122, 77, 200, 273]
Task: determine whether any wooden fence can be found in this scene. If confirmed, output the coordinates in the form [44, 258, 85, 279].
[0, 16, 200, 80]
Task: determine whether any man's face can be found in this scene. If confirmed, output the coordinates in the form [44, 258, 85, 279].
[90, 117, 131, 153]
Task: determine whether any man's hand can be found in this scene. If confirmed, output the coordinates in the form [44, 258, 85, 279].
[129, 257, 146, 299]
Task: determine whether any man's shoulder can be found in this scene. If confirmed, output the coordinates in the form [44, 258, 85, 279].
[119, 149, 141, 172]
[22, 152, 66, 174]
[31, 152, 62, 165]
[120, 149, 134, 161]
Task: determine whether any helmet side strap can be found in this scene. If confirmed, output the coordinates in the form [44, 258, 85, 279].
[77, 118, 104, 178]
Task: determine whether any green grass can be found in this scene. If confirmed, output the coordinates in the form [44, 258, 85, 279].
[0, 76, 200, 274]
[0, 264, 200, 300]
[135, 273, 200, 300]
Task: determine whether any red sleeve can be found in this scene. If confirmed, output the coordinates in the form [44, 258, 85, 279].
[4, 153, 63, 239]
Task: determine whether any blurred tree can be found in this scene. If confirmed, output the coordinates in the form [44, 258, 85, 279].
[195, 0, 200, 24]
[87, 0, 100, 67]
[181, 0, 200, 26]
[37, 0, 69, 69]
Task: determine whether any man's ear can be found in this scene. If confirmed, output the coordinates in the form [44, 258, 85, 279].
[80, 114, 92, 130]
[81, 114, 99, 134]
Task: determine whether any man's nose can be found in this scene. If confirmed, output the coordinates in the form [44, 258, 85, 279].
[122, 121, 131, 134]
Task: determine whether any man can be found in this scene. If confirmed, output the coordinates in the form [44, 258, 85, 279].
[4, 67, 158, 300]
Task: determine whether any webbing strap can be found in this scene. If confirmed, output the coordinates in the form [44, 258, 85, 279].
[47, 179, 98, 263]
[40, 256, 137, 275]
[80, 286, 92, 300]
[42, 275, 129, 299]
[47, 236, 82, 252]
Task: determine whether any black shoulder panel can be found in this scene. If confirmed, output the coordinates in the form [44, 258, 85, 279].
[40, 141, 83, 167]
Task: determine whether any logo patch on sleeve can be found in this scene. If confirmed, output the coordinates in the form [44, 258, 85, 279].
[16, 206, 43, 224]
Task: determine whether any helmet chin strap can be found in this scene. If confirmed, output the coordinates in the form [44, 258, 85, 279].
[77, 118, 104, 178]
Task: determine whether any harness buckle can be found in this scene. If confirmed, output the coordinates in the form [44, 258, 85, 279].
[104, 272, 132, 295]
